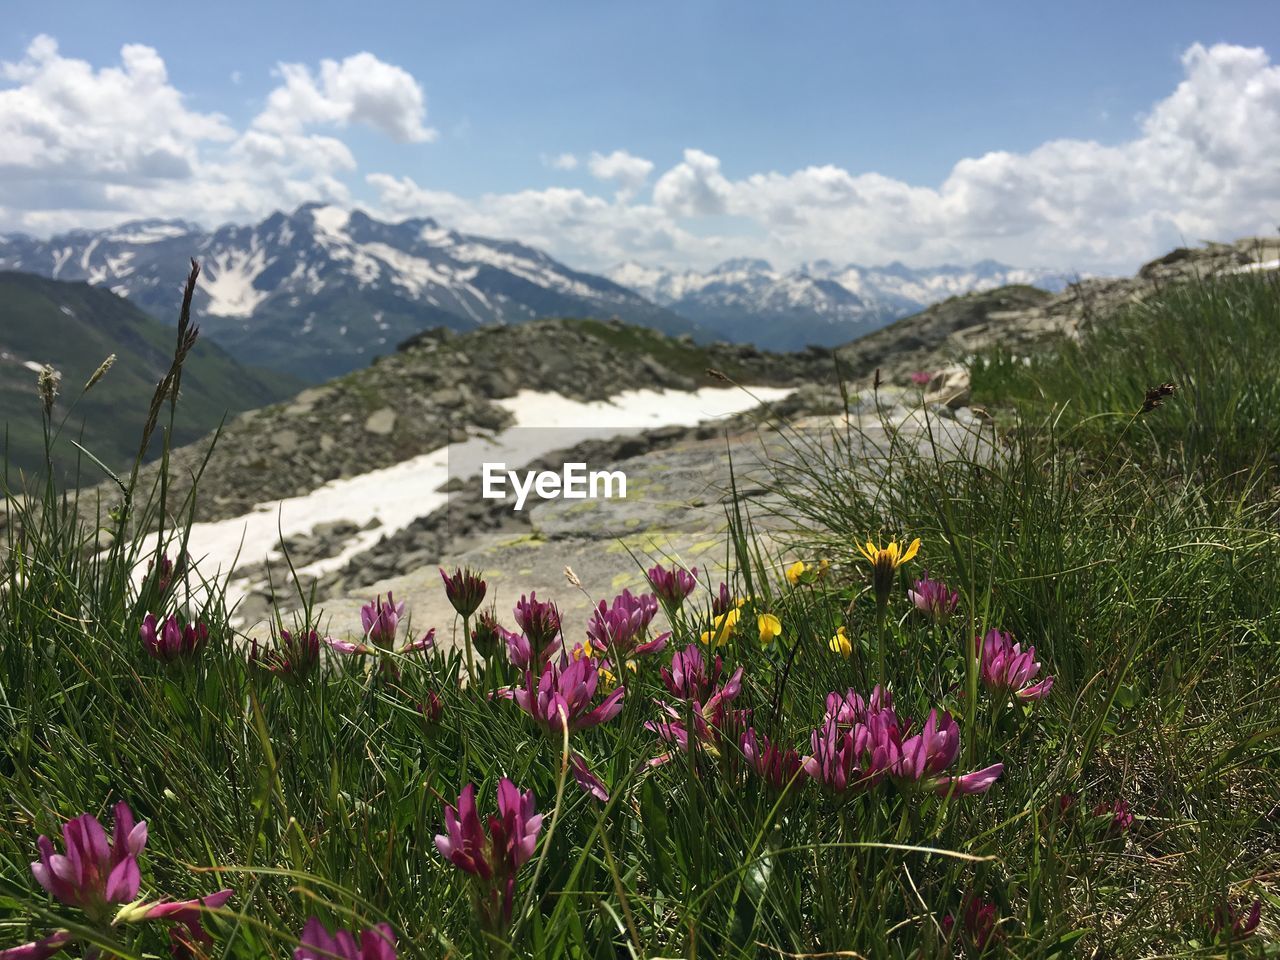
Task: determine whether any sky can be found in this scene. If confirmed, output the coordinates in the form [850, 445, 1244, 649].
[2, 0, 1278, 275]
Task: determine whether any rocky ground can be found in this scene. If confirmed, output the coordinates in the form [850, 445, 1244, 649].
[49, 236, 1278, 644]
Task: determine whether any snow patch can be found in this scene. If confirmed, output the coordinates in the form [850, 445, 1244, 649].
[138, 386, 793, 613]
[200, 248, 272, 317]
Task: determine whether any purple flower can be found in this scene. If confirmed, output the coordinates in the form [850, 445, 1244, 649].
[511, 656, 625, 735]
[139, 613, 208, 662]
[661, 644, 725, 702]
[440, 567, 487, 618]
[740, 728, 806, 791]
[980, 629, 1054, 700]
[711, 582, 738, 618]
[30, 803, 147, 920]
[1092, 798, 1134, 836]
[804, 699, 1002, 797]
[248, 628, 322, 681]
[570, 753, 610, 802]
[513, 592, 562, 649]
[132, 889, 235, 957]
[943, 896, 1000, 950]
[646, 667, 746, 765]
[418, 690, 444, 724]
[295, 917, 396, 960]
[909, 370, 934, 386]
[907, 575, 959, 622]
[823, 685, 893, 726]
[586, 589, 667, 657]
[646, 564, 698, 607]
[1211, 898, 1262, 943]
[435, 779, 543, 930]
[0, 931, 73, 960]
[801, 719, 862, 791]
[360, 593, 405, 648]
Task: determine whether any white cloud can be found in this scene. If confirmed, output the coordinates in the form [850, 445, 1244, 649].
[0, 38, 431, 232]
[254, 51, 435, 143]
[2, 38, 1278, 276]
[587, 149, 654, 198]
[544, 152, 578, 171]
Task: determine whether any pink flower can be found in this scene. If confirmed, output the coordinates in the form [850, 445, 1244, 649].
[1211, 898, 1262, 943]
[907, 575, 958, 622]
[435, 779, 543, 930]
[804, 700, 1003, 797]
[295, 917, 396, 960]
[30, 803, 147, 920]
[440, 567, 486, 618]
[133, 889, 235, 957]
[513, 592, 562, 648]
[570, 753, 610, 802]
[586, 589, 667, 657]
[646, 667, 745, 764]
[417, 690, 444, 724]
[0, 930, 73, 960]
[1092, 798, 1134, 836]
[661, 644, 725, 702]
[511, 656, 625, 735]
[647, 564, 698, 606]
[711, 582, 738, 617]
[980, 629, 1054, 700]
[360, 593, 405, 648]
[909, 370, 933, 386]
[249, 628, 322, 681]
[740, 729, 806, 790]
[943, 896, 1000, 950]
[139, 613, 208, 662]
[823, 686, 893, 726]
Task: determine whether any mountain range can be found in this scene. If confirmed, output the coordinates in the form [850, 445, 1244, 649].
[607, 258, 1072, 350]
[0, 205, 1071, 379]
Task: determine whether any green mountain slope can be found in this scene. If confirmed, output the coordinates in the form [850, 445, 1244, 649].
[0, 271, 302, 476]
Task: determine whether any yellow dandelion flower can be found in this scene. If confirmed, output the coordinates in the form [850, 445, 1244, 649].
[857, 536, 920, 606]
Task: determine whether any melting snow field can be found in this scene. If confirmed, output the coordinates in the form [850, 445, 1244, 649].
[140, 385, 792, 610]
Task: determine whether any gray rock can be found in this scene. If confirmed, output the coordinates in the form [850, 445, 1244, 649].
[364, 408, 397, 435]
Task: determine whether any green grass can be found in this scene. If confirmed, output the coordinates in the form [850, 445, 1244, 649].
[0, 271, 1277, 958]
[0, 271, 302, 477]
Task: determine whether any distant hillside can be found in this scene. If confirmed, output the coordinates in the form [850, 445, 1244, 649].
[0, 272, 302, 476]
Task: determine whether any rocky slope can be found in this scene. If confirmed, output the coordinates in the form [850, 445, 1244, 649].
[115, 318, 829, 525]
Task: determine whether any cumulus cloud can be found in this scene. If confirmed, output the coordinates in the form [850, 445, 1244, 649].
[254, 51, 435, 143]
[2, 37, 1278, 275]
[0, 37, 431, 233]
[368, 172, 699, 266]
[587, 149, 655, 198]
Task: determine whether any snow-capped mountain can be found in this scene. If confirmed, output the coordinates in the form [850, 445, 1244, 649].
[608, 258, 1073, 350]
[0, 205, 695, 380]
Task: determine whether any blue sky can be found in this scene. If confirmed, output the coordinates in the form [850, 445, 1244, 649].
[2, 1, 1279, 272]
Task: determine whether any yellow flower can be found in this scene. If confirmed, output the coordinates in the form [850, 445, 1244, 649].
[829, 625, 852, 658]
[700, 607, 741, 647]
[757, 613, 783, 644]
[857, 536, 921, 606]
[785, 560, 807, 586]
